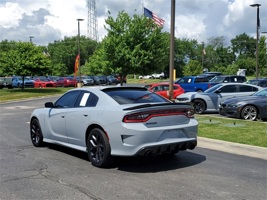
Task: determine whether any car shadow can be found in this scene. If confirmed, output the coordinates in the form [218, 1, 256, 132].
[115, 151, 206, 172]
[47, 144, 206, 172]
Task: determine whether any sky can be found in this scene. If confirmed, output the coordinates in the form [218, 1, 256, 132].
[0, 0, 266, 46]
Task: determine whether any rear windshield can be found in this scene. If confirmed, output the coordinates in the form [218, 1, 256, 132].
[103, 89, 170, 104]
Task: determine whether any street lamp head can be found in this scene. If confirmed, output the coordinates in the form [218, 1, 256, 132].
[250, 4, 261, 7]
[77, 18, 84, 22]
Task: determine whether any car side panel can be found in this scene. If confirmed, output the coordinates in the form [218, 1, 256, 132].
[44, 108, 68, 142]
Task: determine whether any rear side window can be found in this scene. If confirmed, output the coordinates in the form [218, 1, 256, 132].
[195, 77, 209, 83]
[176, 78, 191, 84]
[74, 91, 99, 107]
[239, 85, 259, 92]
[104, 89, 170, 104]
[220, 85, 237, 93]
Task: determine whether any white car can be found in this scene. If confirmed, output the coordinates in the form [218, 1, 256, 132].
[139, 75, 153, 79]
[30, 86, 198, 168]
[176, 83, 263, 114]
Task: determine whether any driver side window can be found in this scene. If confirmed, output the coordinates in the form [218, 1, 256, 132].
[54, 91, 81, 108]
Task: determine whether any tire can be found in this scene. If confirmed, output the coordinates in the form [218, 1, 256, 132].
[193, 99, 206, 114]
[196, 89, 203, 92]
[87, 128, 113, 168]
[30, 119, 44, 147]
[241, 105, 258, 121]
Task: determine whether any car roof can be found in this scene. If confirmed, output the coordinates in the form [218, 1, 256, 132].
[216, 82, 263, 88]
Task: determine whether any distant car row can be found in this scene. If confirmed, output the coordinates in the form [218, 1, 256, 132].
[0, 75, 124, 89]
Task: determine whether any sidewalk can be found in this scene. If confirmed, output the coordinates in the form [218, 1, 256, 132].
[198, 137, 267, 160]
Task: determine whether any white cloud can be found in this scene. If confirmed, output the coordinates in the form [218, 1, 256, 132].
[0, 0, 266, 46]
[0, 2, 24, 28]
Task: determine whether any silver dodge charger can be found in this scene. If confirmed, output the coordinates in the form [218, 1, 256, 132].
[30, 86, 198, 168]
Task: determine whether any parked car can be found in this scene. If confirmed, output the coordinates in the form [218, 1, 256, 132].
[33, 77, 56, 88]
[219, 88, 267, 121]
[176, 83, 263, 114]
[209, 75, 247, 87]
[247, 78, 267, 88]
[0, 77, 13, 89]
[56, 77, 76, 87]
[98, 75, 107, 85]
[139, 75, 153, 79]
[12, 76, 34, 88]
[151, 72, 166, 79]
[145, 82, 185, 99]
[175, 76, 211, 92]
[106, 75, 119, 85]
[93, 76, 101, 85]
[80, 76, 94, 86]
[30, 86, 198, 168]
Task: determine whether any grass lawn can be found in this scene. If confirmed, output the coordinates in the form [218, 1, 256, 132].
[0, 87, 70, 102]
[196, 115, 267, 148]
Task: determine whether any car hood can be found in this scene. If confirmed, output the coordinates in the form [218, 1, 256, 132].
[177, 92, 198, 98]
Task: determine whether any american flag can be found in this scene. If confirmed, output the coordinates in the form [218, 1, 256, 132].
[144, 7, 164, 27]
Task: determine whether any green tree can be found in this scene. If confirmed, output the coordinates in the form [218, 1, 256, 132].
[259, 35, 267, 77]
[1, 41, 50, 76]
[182, 60, 202, 76]
[174, 38, 199, 78]
[85, 11, 169, 84]
[231, 33, 256, 59]
[47, 36, 98, 76]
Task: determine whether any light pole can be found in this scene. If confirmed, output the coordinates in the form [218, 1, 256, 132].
[168, 0, 175, 101]
[77, 18, 84, 88]
[250, 3, 261, 79]
[29, 36, 34, 43]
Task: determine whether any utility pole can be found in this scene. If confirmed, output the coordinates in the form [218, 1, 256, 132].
[77, 18, 84, 88]
[169, 0, 175, 101]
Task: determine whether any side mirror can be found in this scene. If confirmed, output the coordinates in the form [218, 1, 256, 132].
[45, 102, 54, 108]
[214, 90, 221, 94]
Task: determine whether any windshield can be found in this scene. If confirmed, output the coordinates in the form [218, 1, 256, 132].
[209, 76, 225, 82]
[252, 88, 267, 96]
[204, 84, 223, 93]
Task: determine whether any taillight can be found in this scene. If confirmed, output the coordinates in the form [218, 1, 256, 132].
[208, 84, 211, 88]
[123, 109, 194, 123]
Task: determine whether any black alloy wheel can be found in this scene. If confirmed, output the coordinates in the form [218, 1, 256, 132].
[30, 119, 44, 147]
[193, 99, 206, 114]
[87, 128, 112, 168]
[241, 105, 258, 121]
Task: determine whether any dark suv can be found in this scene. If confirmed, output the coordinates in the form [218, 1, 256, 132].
[209, 75, 247, 86]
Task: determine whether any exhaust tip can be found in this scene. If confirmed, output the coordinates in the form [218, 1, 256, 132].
[188, 142, 197, 150]
[144, 150, 152, 156]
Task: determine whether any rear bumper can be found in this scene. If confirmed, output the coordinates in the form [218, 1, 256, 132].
[136, 139, 197, 156]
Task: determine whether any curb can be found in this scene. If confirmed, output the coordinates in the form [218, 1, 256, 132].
[197, 137, 267, 160]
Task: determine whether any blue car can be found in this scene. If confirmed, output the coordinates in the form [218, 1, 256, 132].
[12, 76, 34, 88]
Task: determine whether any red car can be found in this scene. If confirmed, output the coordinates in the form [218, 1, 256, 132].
[145, 82, 185, 99]
[55, 77, 77, 87]
[33, 77, 56, 88]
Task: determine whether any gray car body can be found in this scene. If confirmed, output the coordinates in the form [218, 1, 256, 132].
[219, 88, 267, 120]
[30, 87, 198, 156]
[176, 83, 263, 113]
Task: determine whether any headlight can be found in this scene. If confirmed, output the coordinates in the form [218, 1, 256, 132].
[176, 97, 189, 101]
[228, 103, 242, 108]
